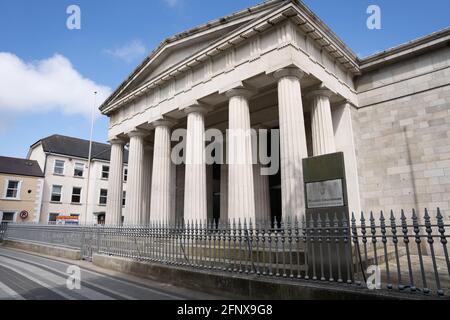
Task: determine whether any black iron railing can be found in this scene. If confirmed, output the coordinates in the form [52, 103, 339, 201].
[2, 208, 449, 297]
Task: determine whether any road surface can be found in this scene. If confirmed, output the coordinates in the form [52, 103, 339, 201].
[0, 247, 223, 300]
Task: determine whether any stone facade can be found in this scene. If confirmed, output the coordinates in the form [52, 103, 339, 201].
[355, 46, 450, 215]
[98, 0, 450, 225]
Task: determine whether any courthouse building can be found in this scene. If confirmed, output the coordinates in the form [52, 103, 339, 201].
[99, 0, 450, 225]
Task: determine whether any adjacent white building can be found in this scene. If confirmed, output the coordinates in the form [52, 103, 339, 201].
[27, 135, 128, 224]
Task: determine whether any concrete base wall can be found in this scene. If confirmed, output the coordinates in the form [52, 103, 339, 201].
[92, 253, 421, 300]
[3, 240, 81, 260]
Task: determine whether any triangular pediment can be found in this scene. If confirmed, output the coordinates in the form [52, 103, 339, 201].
[102, 0, 287, 108]
[124, 24, 244, 94]
[101, 0, 362, 114]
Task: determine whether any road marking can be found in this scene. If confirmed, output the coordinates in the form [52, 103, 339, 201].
[0, 253, 137, 300]
[0, 248, 186, 299]
[0, 249, 184, 300]
[0, 254, 120, 300]
[0, 260, 75, 300]
[0, 281, 25, 300]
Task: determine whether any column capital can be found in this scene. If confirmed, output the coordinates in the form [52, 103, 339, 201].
[109, 137, 126, 145]
[306, 86, 334, 100]
[182, 103, 210, 116]
[151, 118, 176, 129]
[127, 129, 148, 139]
[273, 67, 305, 81]
[225, 87, 255, 99]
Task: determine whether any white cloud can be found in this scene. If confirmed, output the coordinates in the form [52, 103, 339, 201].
[0, 52, 112, 118]
[105, 39, 146, 63]
[164, 0, 180, 7]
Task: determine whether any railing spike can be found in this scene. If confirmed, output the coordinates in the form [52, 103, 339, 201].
[436, 207, 443, 221]
[400, 209, 406, 221]
[390, 210, 395, 221]
[424, 208, 430, 220]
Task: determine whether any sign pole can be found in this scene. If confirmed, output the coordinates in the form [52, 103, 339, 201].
[83, 91, 97, 226]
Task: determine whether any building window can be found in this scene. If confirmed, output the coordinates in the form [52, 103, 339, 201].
[5, 180, 20, 199]
[53, 160, 65, 175]
[99, 189, 108, 205]
[71, 187, 82, 204]
[1, 211, 16, 223]
[123, 168, 128, 182]
[51, 185, 63, 202]
[122, 191, 126, 207]
[48, 213, 59, 223]
[74, 162, 84, 177]
[102, 165, 110, 179]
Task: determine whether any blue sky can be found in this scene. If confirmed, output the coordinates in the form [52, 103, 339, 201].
[0, 0, 449, 158]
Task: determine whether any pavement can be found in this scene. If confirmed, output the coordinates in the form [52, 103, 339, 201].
[0, 247, 225, 300]
[376, 254, 450, 294]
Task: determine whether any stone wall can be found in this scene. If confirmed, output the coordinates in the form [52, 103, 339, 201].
[354, 46, 450, 218]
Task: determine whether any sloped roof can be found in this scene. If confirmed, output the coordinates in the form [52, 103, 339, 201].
[31, 135, 129, 163]
[0, 156, 44, 177]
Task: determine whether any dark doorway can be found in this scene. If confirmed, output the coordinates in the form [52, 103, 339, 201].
[267, 127, 281, 225]
[212, 163, 221, 226]
[97, 213, 105, 225]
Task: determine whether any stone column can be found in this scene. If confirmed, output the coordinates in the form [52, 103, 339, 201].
[183, 106, 208, 222]
[253, 163, 271, 223]
[124, 130, 146, 225]
[274, 67, 308, 220]
[141, 146, 153, 225]
[226, 88, 256, 223]
[150, 120, 173, 223]
[308, 88, 336, 156]
[106, 138, 125, 225]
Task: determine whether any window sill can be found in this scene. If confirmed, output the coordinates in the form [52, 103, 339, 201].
[1, 198, 20, 201]
[53, 173, 65, 176]
[73, 176, 84, 179]
[71, 203, 82, 206]
[50, 201, 62, 204]
[98, 204, 107, 207]
[101, 178, 109, 181]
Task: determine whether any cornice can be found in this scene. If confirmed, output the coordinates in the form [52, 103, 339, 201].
[359, 26, 450, 71]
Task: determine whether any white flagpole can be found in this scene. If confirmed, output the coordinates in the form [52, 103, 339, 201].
[84, 91, 97, 225]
